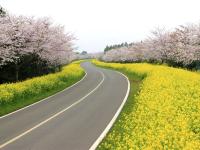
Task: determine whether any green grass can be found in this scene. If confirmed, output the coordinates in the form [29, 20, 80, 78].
[0, 77, 83, 116]
[94, 60, 200, 149]
[0, 63, 85, 117]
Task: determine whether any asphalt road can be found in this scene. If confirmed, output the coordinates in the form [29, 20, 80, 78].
[0, 62, 129, 150]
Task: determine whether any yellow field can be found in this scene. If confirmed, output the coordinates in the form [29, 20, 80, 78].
[93, 60, 200, 150]
[0, 63, 84, 104]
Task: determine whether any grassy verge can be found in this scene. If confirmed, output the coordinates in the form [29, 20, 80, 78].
[99, 71, 143, 150]
[0, 62, 85, 116]
[93, 62, 144, 150]
[93, 60, 200, 149]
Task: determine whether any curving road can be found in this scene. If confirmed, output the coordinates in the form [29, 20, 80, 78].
[0, 62, 129, 150]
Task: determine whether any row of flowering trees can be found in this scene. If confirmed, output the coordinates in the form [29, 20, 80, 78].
[0, 8, 75, 83]
[102, 25, 200, 69]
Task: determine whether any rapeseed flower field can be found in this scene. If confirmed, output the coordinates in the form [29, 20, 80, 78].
[93, 60, 200, 150]
[0, 62, 84, 115]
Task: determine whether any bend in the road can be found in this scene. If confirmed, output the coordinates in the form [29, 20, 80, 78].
[0, 62, 129, 150]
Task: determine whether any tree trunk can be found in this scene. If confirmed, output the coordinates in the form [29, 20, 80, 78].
[58, 65, 61, 72]
[15, 65, 19, 81]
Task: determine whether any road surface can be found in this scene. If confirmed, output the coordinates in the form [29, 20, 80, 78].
[0, 62, 129, 150]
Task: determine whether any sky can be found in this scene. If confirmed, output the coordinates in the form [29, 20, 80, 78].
[1, 0, 200, 53]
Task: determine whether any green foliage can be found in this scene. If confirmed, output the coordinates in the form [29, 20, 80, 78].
[81, 51, 88, 55]
[0, 63, 84, 116]
[0, 6, 6, 17]
[0, 54, 59, 83]
[104, 42, 134, 53]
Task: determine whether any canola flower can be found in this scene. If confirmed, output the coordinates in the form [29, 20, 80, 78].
[93, 60, 200, 150]
[0, 62, 84, 104]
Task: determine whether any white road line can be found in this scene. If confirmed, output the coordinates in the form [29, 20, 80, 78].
[0, 70, 105, 149]
[89, 70, 130, 150]
[0, 70, 87, 119]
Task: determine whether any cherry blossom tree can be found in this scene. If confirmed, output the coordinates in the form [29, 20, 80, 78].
[102, 24, 200, 69]
[0, 13, 75, 81]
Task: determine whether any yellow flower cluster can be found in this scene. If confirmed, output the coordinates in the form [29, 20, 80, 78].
[93, 60, 200, 150]
[0, 63, 84, 104]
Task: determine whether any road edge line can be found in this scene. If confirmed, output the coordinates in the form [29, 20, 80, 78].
[0, 70, 105, 149]
[89, 71, 130, 150]
[0, 69, 87, 119]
